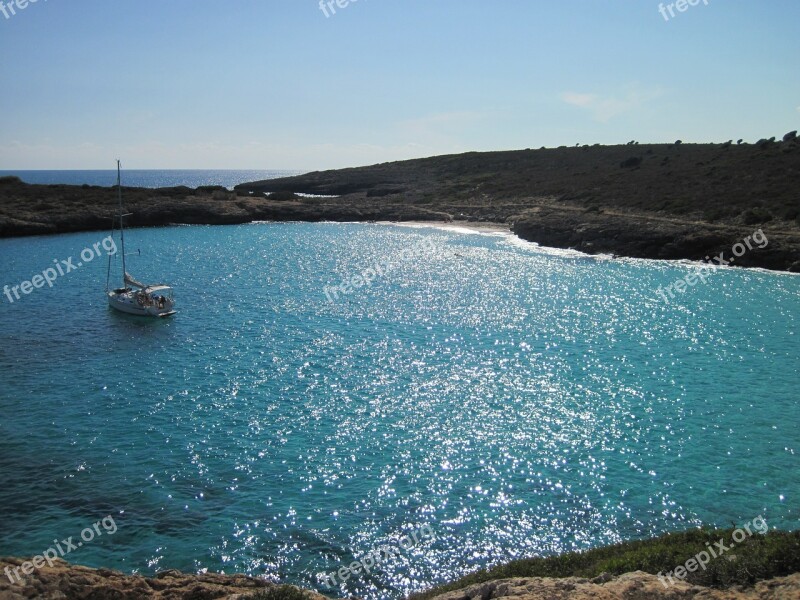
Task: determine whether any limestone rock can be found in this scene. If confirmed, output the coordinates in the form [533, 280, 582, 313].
[0, 557, 326, 600]
[427, 571, 800, 600]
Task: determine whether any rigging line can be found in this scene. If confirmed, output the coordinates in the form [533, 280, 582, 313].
[106, 213, 116, 292]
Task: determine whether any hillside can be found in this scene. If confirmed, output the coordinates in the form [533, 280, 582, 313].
[236, 136, 800, 271]
[2, 135, 799, 270]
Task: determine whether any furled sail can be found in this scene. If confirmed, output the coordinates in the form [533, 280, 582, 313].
[124, 272, 147, 289]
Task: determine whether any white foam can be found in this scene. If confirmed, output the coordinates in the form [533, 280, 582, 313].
[380, 221, 509, 237]
[501, 234, 615, 260]
[248, 220, 800, 276]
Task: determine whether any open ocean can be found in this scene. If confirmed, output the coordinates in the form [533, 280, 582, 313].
[0, 170, 300, 189]
[0, 221, 798, 599]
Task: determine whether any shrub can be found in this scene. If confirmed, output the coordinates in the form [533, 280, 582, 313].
[409, 529, 800, 600]
[155, 185, 194, 196]
[620, 156, 642, 168]
[196, 185, 228, 194]
[704, 207, 730, 222]
[267, 191, 299, 201]
[249, 584, 314, 600]
[741, 208, 773, 224]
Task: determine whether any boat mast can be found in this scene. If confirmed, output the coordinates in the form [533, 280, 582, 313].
[116, 160, 128, 285]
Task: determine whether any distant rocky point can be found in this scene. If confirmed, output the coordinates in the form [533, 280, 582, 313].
[2, 135, 799, 271]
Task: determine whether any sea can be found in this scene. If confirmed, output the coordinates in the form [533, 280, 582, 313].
[0, 172, 798, 599]
[0, 169, 301, 189]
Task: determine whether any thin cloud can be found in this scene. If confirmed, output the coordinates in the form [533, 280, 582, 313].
[394, 110, 486, 154]
[401, 110, 485, 133]
[561, 92, 596, 108]
[560, 87, 662, 122]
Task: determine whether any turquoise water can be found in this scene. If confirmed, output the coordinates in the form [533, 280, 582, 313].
[0, 223, 798, 598]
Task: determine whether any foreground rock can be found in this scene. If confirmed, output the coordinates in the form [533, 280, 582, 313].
[1, 558, 798, 600]
[0, 556, 325, 600]
[429, 571, 800, 600]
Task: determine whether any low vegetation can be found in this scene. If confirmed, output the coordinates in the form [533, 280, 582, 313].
[249, 584, 317, 600]
[409, 528, 800, 600]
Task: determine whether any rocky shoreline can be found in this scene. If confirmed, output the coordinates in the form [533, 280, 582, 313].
[429, 572, 800, 600]
[1, 557, 798, 600]
[2, 137, 799, 271]
[0, 556, 312, 599]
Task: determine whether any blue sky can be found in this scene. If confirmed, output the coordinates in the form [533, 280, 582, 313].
[1, 0, 798, 170]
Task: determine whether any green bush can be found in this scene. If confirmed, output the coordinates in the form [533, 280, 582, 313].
[249, 584, 316, 600]
[267, 191, 299, 201]
[703, 207, 731, 222]
[409, 529, 800, 600]
[741, 207, 773, 224]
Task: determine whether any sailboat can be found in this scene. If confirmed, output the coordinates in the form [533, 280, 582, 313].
[106, 161, 176, 317]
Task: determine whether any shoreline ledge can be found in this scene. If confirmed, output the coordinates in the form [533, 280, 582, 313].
[2, 139, 800, 271]
[2, 528, 800, 599]
[0, 557, 323, 599]
[2, 528, 799, 598]
[1, 558, 798, 600]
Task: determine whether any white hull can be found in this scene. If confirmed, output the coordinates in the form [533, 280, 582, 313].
[107, 290, 175, 318]
[107, 162, 176, 317]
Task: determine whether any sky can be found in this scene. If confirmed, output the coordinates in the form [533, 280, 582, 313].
[0, 0, 798, 170]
